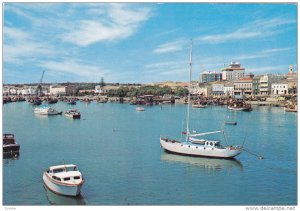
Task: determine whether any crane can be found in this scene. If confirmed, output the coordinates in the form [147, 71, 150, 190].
[35, 70, 45, 96]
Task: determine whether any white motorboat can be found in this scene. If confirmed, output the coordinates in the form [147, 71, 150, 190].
[43, 164, 84, 197]
[34, 106, 62, 115]
[160, 41, 243, 159]
[65, 109, 81, 119]
[136, 107, 145, 111]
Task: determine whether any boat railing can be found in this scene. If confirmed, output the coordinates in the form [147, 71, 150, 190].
[160, 135, 181, 143]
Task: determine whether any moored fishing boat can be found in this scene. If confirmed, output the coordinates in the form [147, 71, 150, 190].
[284, 105, 297, 112]
[228, 103, 252, 111]
[65, 109, 81, 119]
[43, 164, 84, 197]
[3, 134, 20, 154]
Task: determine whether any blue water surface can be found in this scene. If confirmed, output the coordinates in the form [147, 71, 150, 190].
[2, 101, 297, 205]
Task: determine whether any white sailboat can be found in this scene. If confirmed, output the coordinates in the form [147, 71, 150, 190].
[160, 41, 243, 159]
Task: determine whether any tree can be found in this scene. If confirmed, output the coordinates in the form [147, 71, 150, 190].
[100, 77, 105, 88]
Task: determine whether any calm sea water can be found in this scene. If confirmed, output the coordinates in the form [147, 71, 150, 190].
[3, 101, 297, 205]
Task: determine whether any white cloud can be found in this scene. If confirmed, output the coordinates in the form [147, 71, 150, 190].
[247, 65, 289, 73]
[4, 26, 54, 64]
[197, 17, 296, 44]
[153, 40, 186, 54]
[61, 4, 153, 46]
[235, 47, 294, 61]
[38, 60, 110, 80]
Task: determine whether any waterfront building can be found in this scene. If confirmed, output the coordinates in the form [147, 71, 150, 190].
[211, 82, 225, 97]
[221, 61, 245, 81]
[65, 85, 78, 96]
[95, 85, 102, 94]
[199, 71, 222, 83]
[252, 75, 261, 96]
[100, 85, 120, 95]
[259, 74, 284, 96]
[50, 85, 66, 96]
[224, 83, 234, 96]
[271, 82, 289, 95]
[233, 77, 253, 96]
[190, 85, 211, 97]
[286, 64, 297, 95]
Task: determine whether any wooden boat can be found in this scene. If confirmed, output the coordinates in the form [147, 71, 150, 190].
[3, 134, 20, 154]
[284, 106, 297, 112]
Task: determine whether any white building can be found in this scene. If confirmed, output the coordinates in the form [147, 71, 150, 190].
[189, 86, 211, 97]
[224, 85, 234, 96]
[50, 85, 66, 95]
[272, 83, 289, 95]
[259, 74, 284, 95]
[221, 61, 245, 81]
[211, 84, 225, 96]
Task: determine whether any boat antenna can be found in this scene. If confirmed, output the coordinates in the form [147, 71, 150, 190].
[186, 40, 193, 142]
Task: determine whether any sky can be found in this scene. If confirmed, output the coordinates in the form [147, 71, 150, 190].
[3, 3, 298, 84]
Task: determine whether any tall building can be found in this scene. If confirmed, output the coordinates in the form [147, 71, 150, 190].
[221, 61, 245, 81]
[199, 71, 222, 83]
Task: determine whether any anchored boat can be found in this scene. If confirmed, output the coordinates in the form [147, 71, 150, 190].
[3, 134, 20, 155]
[160, 42, 243, 159]
[65, 109, 81, 119]
[34, 106, 62, 115]
[43, 164, 84, 197]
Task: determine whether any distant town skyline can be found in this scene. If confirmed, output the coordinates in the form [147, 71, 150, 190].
[3, 3, 297, 84]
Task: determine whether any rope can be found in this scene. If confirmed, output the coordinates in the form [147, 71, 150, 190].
[243, 148, 264, 159]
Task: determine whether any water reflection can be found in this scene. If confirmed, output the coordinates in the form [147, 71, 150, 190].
[3, 152, 20, 160]
[161, 152, 243, 172]
[43, 184, 87, 205]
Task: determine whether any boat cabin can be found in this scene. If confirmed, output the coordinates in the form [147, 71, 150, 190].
[3, 134, 16, 145]
[190, 138, 221, 147]
[46, 164, 82, 183]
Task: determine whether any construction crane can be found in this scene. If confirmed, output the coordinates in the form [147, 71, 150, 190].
[35, 70, 45, 96]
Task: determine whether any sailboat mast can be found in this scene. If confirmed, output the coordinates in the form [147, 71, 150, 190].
[186, 40, 193, 142]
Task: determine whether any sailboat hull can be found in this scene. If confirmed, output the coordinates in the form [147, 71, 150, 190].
[160, 138, 242, 159]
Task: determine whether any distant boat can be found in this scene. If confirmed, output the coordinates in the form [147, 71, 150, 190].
[136, 107, 145, 111]
[43, 164, 84, 197]
[3, 134, 20, 155]
[47, 98, 58, 104]
[225, 121, 237, 125]
[192, 104, 206, 108]
[284, 106, 297, 112]
[228, 104, 252, 112]
[34, 107, 62, 115]
[160, 42, 243, 159]
[67, 100, 76, 105]
[65, 109, 81, 119]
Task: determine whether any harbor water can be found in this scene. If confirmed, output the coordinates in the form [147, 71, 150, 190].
[3, 101, 297, 205]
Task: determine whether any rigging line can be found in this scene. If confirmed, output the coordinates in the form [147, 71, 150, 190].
[242, 129, 248, 147]
[222, 130, 230, 146]
[243, 148, 264, 160]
